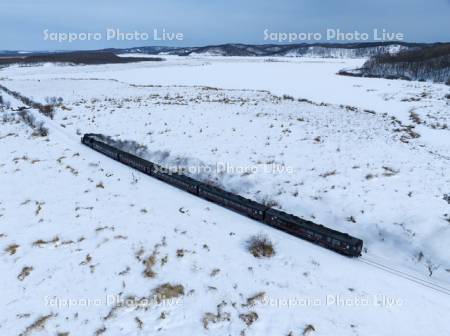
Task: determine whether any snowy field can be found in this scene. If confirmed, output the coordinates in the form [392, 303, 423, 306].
[0, 56, 449, 335]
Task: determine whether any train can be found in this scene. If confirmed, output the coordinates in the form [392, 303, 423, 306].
[82, 133, 363, 257]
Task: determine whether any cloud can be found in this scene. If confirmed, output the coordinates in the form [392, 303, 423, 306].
[0, 0, 449, 50]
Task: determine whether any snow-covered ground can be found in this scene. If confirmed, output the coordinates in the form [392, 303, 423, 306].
[0, 56, 449, 335]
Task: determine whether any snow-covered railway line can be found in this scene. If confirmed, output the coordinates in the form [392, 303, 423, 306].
[359, 256, 450, 296]
[0, 90, 79, 147]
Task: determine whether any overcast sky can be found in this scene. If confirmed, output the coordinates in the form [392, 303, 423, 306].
[1, 0, 449, 50]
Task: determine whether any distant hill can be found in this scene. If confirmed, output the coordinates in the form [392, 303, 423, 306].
[339, 43, 450, 83]
[0, 42, 434, 59]
[0, 52, 163, 66]
[115, 42, 428, 58]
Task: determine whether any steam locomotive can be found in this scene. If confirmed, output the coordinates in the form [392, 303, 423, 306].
[82, 133, 363, 257]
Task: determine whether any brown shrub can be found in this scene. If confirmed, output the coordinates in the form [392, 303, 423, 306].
[152, 283, 184, 303]
[19, 314, 53, 336]
[239, 311, 258, 326]
[247, 234, 275, 258]
[5, 243, 19, 255]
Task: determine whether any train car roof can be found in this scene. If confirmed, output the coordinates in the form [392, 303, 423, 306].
[152, 164, 202, 186]
[266, 208, 359, 243]
[199, 184, 269, 211]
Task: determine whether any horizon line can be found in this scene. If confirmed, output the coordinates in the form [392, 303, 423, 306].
[2, 41, 450, 53]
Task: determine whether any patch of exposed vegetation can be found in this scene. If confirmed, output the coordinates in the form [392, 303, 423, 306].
[143, 253, 157, 278]
[17, 266, 33, 281]
[33, 236, 59, 247]
[139, 237, 167, 278]
[18, 314, 53, 336]
[239, 311, 258, 326]
[0, 84, 56, 119]
[5, 243, 19, 255]
[202, 301, 231, 330]
[303, 324, 316, 335]
[382, 166, 399, 177]
[94, 326, 106, 335]
[152, 283, 184, 303]
[409, 110, 423, 124]
[247, 234, 275, 258]
[319, 170, 337, 178]
[242, 292, 266, 307]
[210, 268, 220, 277]
[17, 109, 49, 137]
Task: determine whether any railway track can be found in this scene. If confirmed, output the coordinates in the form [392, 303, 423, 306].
[359, 256, 450, 296]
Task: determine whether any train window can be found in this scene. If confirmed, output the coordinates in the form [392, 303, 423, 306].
[332, 239, 340, 246]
